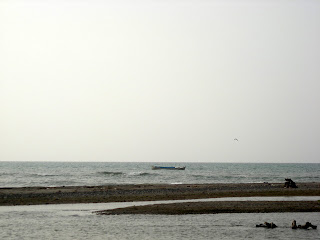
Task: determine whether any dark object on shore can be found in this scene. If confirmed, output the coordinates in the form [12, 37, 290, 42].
[292, 220, 317, 229]
[292, 220, 298, 229]
[284, 179, 297, 188]
[256, 222, 277, 228]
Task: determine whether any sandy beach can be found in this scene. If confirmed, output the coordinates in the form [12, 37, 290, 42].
[97, 200, 320, 215]
[1, 182, 319, 208]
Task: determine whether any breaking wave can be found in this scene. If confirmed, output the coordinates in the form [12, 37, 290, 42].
[98, 171, 124, 176]
[127, 172, 157, 176]
[28, 173, 60, 177]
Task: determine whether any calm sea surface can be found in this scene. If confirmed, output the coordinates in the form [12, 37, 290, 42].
[1, 162, 319, 187]
[0, 202, 319, 240]
[1, 162, 319, 239]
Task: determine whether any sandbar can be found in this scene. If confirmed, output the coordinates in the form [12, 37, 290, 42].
[97, 200, 320, 215]
[0, 182, 319, 206]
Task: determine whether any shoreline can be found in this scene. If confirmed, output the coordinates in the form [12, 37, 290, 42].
[0, 182, 319, 206]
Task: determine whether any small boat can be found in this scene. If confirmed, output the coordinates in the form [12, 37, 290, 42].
[152, 166, 186, 170]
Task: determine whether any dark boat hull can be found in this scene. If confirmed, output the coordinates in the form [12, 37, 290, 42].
[152, 166, 185, 170]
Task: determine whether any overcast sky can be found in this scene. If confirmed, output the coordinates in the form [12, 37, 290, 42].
[1, 0, 319, 163]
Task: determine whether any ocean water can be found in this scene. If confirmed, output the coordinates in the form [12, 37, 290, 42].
[0, 162, 319, 187]
[0, 202, 319, 240]
[1, 162, 320, 239]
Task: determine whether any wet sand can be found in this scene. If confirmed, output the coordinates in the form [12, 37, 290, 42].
[97, 200, 320, 215]
[1, 182, 319, 206]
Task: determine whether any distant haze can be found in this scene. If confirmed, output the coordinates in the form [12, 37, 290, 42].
[1, 0, 320, 163]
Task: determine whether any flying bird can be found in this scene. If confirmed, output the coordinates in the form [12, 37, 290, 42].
[234, 138, 238, 141]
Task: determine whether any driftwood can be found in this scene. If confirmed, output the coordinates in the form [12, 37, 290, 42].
[257, 220, 317, 230]
[292, 220, 317, 229]
[292, 220, 298, 229]
[256, 222, 277, 228]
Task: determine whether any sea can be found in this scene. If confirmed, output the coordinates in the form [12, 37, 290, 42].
[1, 161, 319, 187]
[1, 162, 319, 240]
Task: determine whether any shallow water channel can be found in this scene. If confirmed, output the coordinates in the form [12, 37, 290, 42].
[1, 196, 319, 240]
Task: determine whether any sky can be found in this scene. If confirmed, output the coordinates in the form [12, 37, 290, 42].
[1, 0, 320, 163]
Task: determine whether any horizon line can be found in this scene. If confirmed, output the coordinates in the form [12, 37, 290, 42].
[0, 161, 319, 164]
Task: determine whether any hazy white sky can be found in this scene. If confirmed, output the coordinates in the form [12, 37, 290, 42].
[1, 0, 320, 163]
